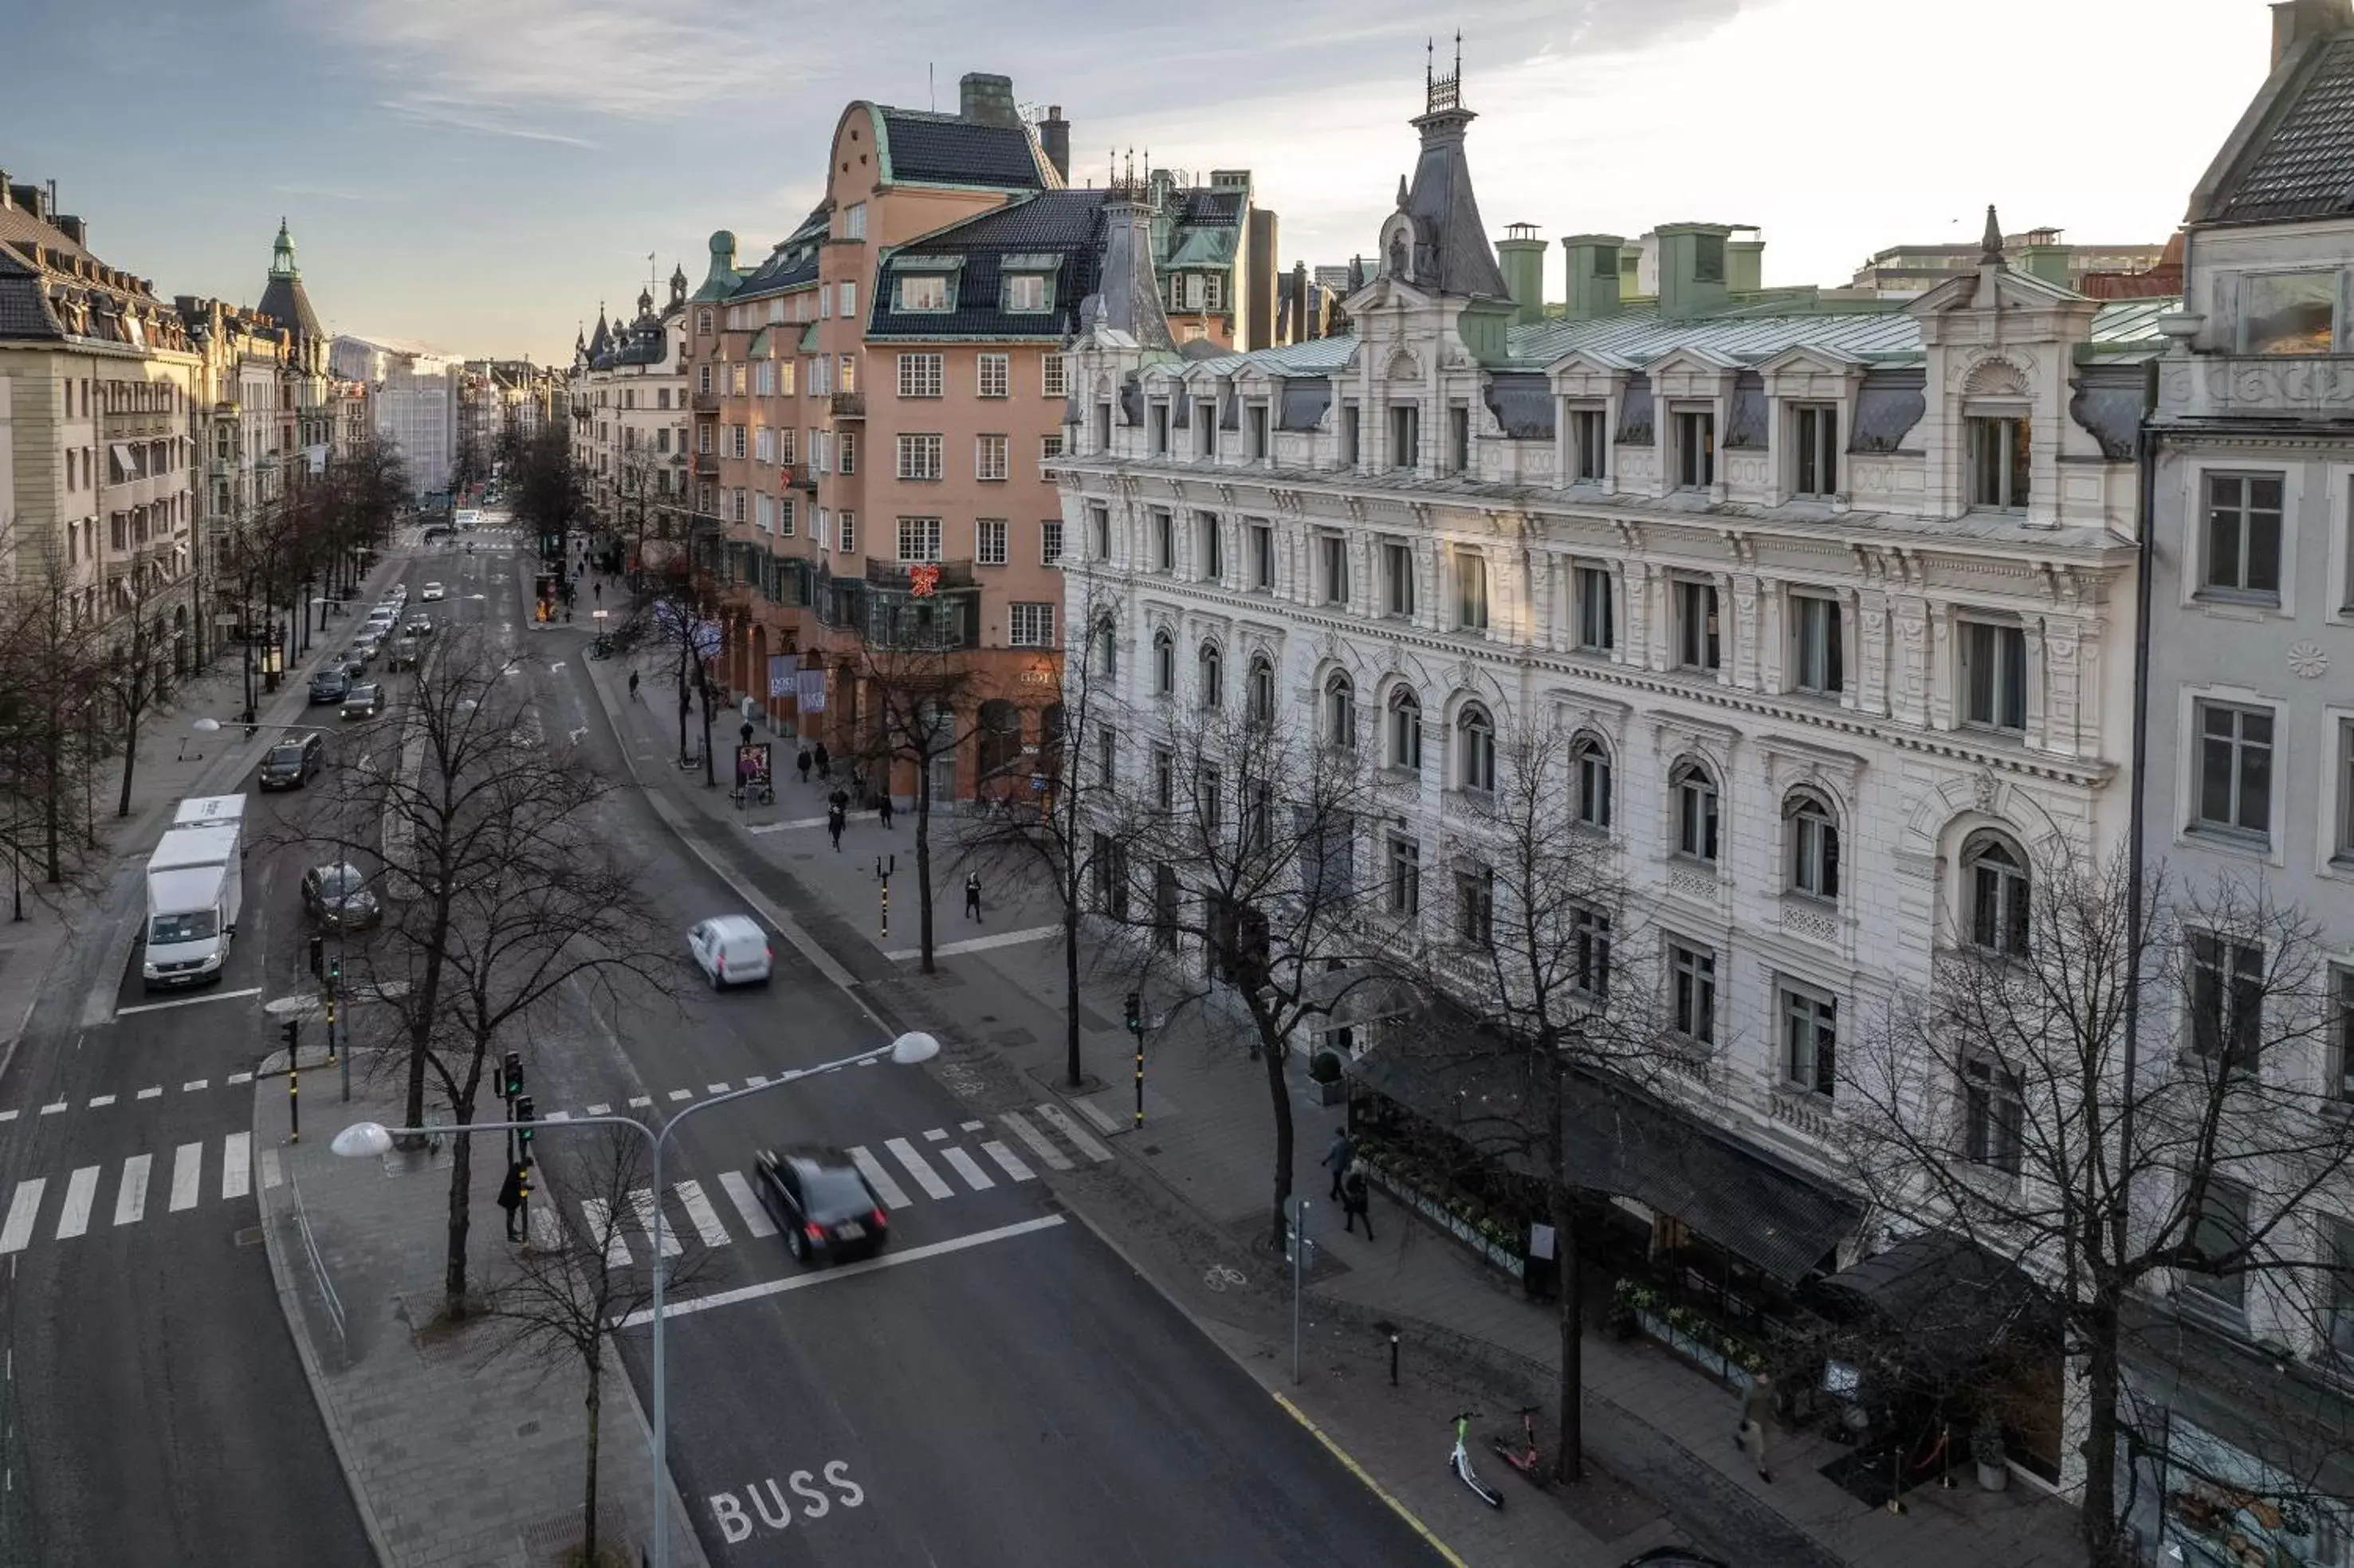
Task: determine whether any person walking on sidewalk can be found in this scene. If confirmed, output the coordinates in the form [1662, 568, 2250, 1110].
[796, 747, 812, 784]
[828, 784, 849, 820]
[878, 792, 895, 829]
[827, 807, 845, 852]
[1735, 1372, 1776, 1483]
[1341, 1164, 1373, 1239]
[813, 742, 831, 779]
[1323, 1127, 1354, 1201]
[964, 871, 983, 923]
[496, 1161, 528, 1243]
[627, 669, 640, 701]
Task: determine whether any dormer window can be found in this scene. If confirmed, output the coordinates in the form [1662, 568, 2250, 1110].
[1673, 409, 1715, 489]
[1791, 404, 1839, 498]
[896, 275, 951, 313]
[1967, 416, 2029, 511]
[1569, 407, 1607, 481]
[1004, 273, 1051, 314]
[2238, 269, 2338, 355]
[1246, 403, 1269, 462]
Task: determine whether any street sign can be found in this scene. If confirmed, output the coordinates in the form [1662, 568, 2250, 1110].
[1283, 1194, 1310, 1225]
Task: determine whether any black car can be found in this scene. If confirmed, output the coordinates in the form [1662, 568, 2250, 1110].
[257, 733, 325, 791]
[308, 667, 349, 705]
[342, 682, 383, 720]
[753, 1147, 890, 1264]
[1621, 1550, 1732, 1568]
[301, 862, 380, 930]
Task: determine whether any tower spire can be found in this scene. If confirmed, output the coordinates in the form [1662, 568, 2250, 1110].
[1980, 204, 2005, 265]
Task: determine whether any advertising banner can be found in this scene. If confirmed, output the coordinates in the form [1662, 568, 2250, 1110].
[796, 668, 827, 713]
[767, 654, 794, 700]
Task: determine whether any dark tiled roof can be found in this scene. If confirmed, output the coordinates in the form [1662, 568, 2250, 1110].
[878, 110, 1043, 190]
[867, 191, 1108, 340]
[1174, 187, 1244, 226]
[735, 207, 828, 298]
[0, 250, 57, 338]
[257, 273, 323, 340]
[2208, 33, 2354, 222]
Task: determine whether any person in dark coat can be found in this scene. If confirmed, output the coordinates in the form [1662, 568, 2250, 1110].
[827, 807, 845, 852]
[964, 871, 983, 922]
[1322, 1127, 1354, 1201]
[796, 747, 812, 783]
[828, 785, 850, 819]
[496, 1161, 528, 1242]
[878, 792, 895, 829]
[1342, 1164, 1373, 1240]
[813, 742, 831, 779]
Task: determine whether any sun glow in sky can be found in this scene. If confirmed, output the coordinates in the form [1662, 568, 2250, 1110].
[2, 0, 2270, 362]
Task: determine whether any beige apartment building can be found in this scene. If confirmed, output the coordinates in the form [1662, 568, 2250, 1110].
[0, 170, 202, 651]
[570, 271, 690, 553]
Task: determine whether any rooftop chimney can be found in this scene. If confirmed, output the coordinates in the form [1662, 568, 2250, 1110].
[1727, 229, 1763, 294]
[53, 214, 85, 248]
[2273, 0, 2352, 69]
[1495, 222, 1546, 327]
[957, 73, 1020, 129]
[1039, 106, 1071, 183]
[1654, 222, 1734, 321]
[1560, 234, 1624, 320]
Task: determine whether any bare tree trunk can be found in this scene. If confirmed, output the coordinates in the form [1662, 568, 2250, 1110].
[2080, 1303, 2127, 1567]
[444, 1118, 474, 1319]
[403, 905, 452, 1138]
[1553, 1181, 1585, 1484]
[1256, 1007, 1295, 1252]
[1063, 891, 1083, 1087]
[914, 752, 936, 975]
[582, 1343, 603, 1564]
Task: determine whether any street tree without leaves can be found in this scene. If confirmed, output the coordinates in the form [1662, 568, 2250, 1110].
[485, 1123, 709, 1568]
[1091, 698, 1393, 1252]
[0, 534, 105, 896]
[98, 562, 181, 819]
[1841, 841, 2354, 1566]
[353, 630, 672, 1318]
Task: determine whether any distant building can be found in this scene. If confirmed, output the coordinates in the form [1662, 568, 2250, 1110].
[568, 269, 689, 547]
[334, 334, 458, 499]
[1846, 226, 2165, 296]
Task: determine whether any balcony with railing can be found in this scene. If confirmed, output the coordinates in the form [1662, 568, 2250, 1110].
[694, 453, 719, 477]
[691, 390, 720, 414]
[787, 462, 815, 492]
[810, 559, 979, 650]
[831, 391, 865, 419]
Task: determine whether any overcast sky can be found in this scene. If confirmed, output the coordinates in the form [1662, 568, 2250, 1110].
[3, 0, 2273, 364]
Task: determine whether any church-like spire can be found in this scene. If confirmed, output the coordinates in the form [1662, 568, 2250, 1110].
[1980, 204, 2005, 265]
[269, 218, 298, 278]
[1392, 41, 1511, 302]
[258, 217, 324, 340]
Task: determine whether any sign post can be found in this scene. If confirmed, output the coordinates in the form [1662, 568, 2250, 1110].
[1283, 1195, 1314, 1385]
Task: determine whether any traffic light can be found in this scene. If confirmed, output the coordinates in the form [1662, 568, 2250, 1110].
[1124, 991, 1142, 1034]
[501, 1051, 524, 1100]
[308, 936, 324, 977]
[516, 1094, 536, 1151]
[515, 1162, 532, 1204]
[281, 1018, 300, 1055]
[324, 953, 342, 986]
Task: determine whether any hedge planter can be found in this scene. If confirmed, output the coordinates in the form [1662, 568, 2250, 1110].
[1359, 1163, 1522, 1273]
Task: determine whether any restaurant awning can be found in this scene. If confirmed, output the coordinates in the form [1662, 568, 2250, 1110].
[1349, 1037, 1859, 1285]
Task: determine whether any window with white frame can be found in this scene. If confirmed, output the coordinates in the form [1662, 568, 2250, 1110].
[778, 497, 796, 536]
[1570, 407, 1607, 481]
[776, 360, 795, 396]
[1959, 620, 2027, 732]
[1792, 403, 1840, 497]
[2194, 699, 2273, 842]
[841, 202, 865, 240]
[976, 434, 1009, 481]
[895, 516, 941, 563]
[896, 354, 944, 398]
[838, 355, 856, 395]
[977, 354, 1010, 399]
[1668, 938, 1715, 1044]
[1324, 674, 1355, 747]
[1008, 603, 1056, 647]
[1389, 403, 1419, 470]
[1675, 579, 1721, 673]
[1387, 689, 1422, 771]
[2200, 471, 2284, 602]
[1783, 984, 1837, 1096]
[1967, 416, 2030, 511]
[1245, 656, 1275, 725]
[1151, 509, 1174, 572]
[1572, 906, 1612, 999]
[2239, 269, 2338, 354]
[895, 275, 949, 312]
[1573, 737, 1612, 829]
[1790, 592, 1844, 695]
[1383, 541, 1416, 617]
[1153, 631, 1175, 695]
[2185, 1177, 2252, 1309]
[1786, 792, 1841, 901]
[1963, 1057, 2023, 1173]
[2339, 719, 2354, 862]
[1455, 868, 1494, 949]
[1196, 513, 1222, 581]
[1040, 519, 1063, 564]
[839, 281, 855, 318]
[1575, 564, 1613, 652]
[1249, 522, 1274, 591]
[976, 519, 1008, 566]
[2187, 930, 2265, 1067]
[755, 426, 774, 464]
[777, 427, 796, 466]
[839, 430, 855, 474]
[1966, 831, 2031, 957]
[1456, 705, 1495, 792]
[1386, 834, 1421, 918]
[1089, 502, 1110, 560]
[1456, 548, 1488, 632]
[1674, 408, 1715, 489]
[1004, 274, 1049, 313]
[1672, 760, 1719, 863]
[1040, 432, 1065, 465]
[1041, 354, 1068, 398]
[896, 434, 942, 481]
[1320, 534, 1350, 604]
[837, 511, 856, 552]
[1197, 643, 1223, 709]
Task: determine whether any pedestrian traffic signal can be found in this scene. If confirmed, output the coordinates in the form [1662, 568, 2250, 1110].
[1125, 991, 1142, 1033]
[516, 1162, 532, 1204]
[281, 1018, 300, 1054]
[501, 1051, 524, 1099]
[308, 935, 324, 977]
[516, 1094, 535, 1149]
[324, 954, 342, 985]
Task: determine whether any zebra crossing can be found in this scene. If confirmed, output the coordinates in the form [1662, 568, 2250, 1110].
[544, 1106, 1110, 1270]
[0, 1134, 277, 1257]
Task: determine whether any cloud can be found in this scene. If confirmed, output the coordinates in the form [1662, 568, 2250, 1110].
[378, 96, 602, 149]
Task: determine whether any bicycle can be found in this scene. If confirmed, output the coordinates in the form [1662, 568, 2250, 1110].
[1490, 1405, 1548, 1487]
[1450, 1412, 1504, 1509]
[1201, 1265, 1247, 1293]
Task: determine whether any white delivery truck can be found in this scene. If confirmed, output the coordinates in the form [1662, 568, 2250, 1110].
[142, 819, 245, 990]
[172, 793, 249, 835]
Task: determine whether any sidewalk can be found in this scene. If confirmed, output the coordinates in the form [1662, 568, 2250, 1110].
[590, 647, 2089, 1568]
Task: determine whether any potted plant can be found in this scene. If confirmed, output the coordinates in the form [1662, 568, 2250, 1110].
[1306, 1049, 1347, 1106]
[1971, 1414, 2009, 1491]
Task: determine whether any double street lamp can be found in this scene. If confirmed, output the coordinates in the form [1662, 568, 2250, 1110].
[329, 1029, 941, 1568]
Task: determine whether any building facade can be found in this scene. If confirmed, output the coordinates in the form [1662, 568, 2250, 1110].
[2133, 0, 2354, 1555]
[1056, 73, 2168, 1490]
[333, 335, 457, 500]
[0, 170, 202, 646]
[569, 273, 689, 556]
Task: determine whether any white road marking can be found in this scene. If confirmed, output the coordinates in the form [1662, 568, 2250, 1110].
[882, 923, 1061, 963]
[674, 1181, 732, 1248]
[221, 1133, 252, 1201]
[169, 1142, 202, 1212]
[742, 1075, 768, 1088]
[258, 1149, 282, 1191]
[585, 1103, 611, 1116]
[114, 1156, 151, 1226]
[53, 1168, 99, 1240]
[844, 1146, 910, 1208]
[1031, 1102, 1114, 1163]
[0, 1183, 41, 1252]
[1072, 1097, 1123, 1136]
[114, 986, 263, 1018]
[999, 1110, 1071, 1171]
[0, 1111, 14, 1123]
[980, 1141, 1036, 1183]
[882, 1138, 953, 1201]
[544, 1111, 571, 1123]
[717, 1171, 775, 1237]
[87, 1095, 115, 1110]
[705, 1083, 729, 1096]
[227, 1072, 252, 1086]
[629, 1096, 652, 1108]
[136, 1087, 160, 1101]
[629, 1188, 682, 1256]
[582, 1199, 631, 1269]
[666, 1089, 692, 1102]
[37, 1104, 63, 1118]
[938, 1146, 996, 1192]
[960, 1121, 984, 1133]
[529, 1199, 562, 1252]
[922, 1128, 949, 1142]
[182, 1079, 208, 1093]
[616, 1216, 1067, 1327]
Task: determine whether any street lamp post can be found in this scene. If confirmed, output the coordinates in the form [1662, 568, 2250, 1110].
[331, 1029, 939, 1568]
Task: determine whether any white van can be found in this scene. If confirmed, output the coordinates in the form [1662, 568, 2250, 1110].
[687, 915, 772, 989]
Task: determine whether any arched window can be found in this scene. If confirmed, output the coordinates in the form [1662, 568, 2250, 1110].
[1672, 760, 1719, 863]
[1197, 643, 1224, 709]
[1246, 654, 1275, 725]
[1786, 792, 1841, 901]
[1325, 674, 1356, 748]
[1571, 735, 1612, 829]
[1387, 687, 1422, 771]
[1965, 831, 2031, 957]
[1092, 616, 1117, 681]
[1456, 704, 1495, 792]
[1153, 631, 1174, 696]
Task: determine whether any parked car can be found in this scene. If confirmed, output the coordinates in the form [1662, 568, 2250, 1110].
[308, 668, 349, 705]
[301, 862, 380, 931]
[686, 915, 772, 988]
[386, 635, 421, 671]
[753, 1147, 890, 1264]
[257, 733, 325, 791]
[420, 581, 445, 602]
[341, 682, 383, 720]
[338, 650, 369, 681]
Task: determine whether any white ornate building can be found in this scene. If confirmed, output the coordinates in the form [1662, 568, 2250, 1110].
[1055, 70, 2172, 1488]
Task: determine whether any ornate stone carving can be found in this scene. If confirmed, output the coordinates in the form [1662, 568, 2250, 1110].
[1667, 867, 1719, 903]
[1781, 903, 1837, 944]
[1972, 769, 1999, 812]
[2290, 641, 2330, 679]
[1962, 358, 2030, 398]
